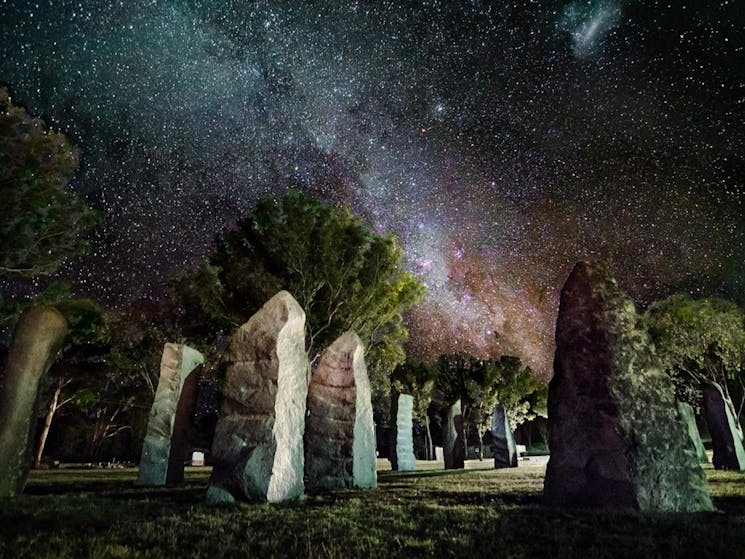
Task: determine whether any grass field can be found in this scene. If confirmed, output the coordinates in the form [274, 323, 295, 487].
[2, 459, 745, 558]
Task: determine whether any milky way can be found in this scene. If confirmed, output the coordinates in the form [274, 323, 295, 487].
[2, 1, 743, 376]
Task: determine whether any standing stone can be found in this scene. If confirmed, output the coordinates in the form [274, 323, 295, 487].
[389, 393, 416, 471]
[543, 262, 712, 511]
[703, 382, 745, 470]
[0, 306, 68, 497]
[490, 404, 517, 469]
[442, 399, 465, 469]
[678, 401, 708, 464]
[207, 291, 308, 503]
[137, 343, 204, 486]
[305, 332, 377, 489]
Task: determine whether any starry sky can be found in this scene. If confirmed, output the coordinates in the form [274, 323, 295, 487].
[2, 0, 743, 377]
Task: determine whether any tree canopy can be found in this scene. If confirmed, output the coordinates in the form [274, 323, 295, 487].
[645, 294, 745, 411]
[177, 193, 426, 404]
[0, 86, 100, 277]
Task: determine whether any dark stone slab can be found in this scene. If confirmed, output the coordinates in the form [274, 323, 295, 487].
[703, 381, 745, 470]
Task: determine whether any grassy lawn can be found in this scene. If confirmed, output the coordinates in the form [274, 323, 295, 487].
[2, 459, 745, 558]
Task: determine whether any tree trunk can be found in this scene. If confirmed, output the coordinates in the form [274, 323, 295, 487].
[33, 378, 63, 469]
[424, 414, 433, 460]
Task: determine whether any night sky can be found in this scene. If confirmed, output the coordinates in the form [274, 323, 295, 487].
[2, 1, 743, 377]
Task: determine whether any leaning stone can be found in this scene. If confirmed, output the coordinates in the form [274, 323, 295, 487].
[703, 382, 745, 470]
[0, 306, 68, 497]
[543, 262, 712, 511]
[206, 291, 308, 503]
[389, 393, 416, 471]
[305, 331, 377, 489]
[137, 343, 204, 486]
[678, 401, 708, 464]
[490, 404, 517, 469]
[442, 399, 465, 470]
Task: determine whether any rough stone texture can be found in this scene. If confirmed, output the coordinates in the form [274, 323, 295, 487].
[137, 343, 204, 486]
[543, 262, 712, 511]
[206, 291, 308, 503]
[678, 401, 708, 464]
[389, 393, 416, 471]
[489, 404, 517, 469]
[0, 306, 68, 497]
[703, 382, 745, 470]
[305, 331, 377, 489]
[442, 399, 465, 470]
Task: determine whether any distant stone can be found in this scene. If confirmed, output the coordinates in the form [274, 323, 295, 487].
[543, 262, 712, 511]
[678, 401, 708, 464]
[206, 291, 308, 504]
[390, 393, 416, 471]
[0, 306, 68, 497]
[137, 343, 204, 486]
[489, 404, 517, 469]
[442, 399, 465, 470]
[305, 331, 377, 489]
[703, 382, 745, 470]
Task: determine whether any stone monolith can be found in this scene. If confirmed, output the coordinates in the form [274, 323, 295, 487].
[703, 381, 745, 470]
[0, 306, 68, 497]
[390, 393, 416, 471]
[137, 343, 204, 486]
[206, 291, 308, 503]
[442, 399, 465, 470]
[543, 262, 712, 511]
[490, 404, 517, 469]
[305, 332, 377, 489]
[678, 401, 708, 464]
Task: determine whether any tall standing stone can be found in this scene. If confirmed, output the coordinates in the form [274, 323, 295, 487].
[678, 401, 708, 464]
[0, 306, 68, 497]
[390, 393, 416, 471]
[543, 262, 712, 511]
[703, 381, 745, 470]
[206, 291, 309, 503]
[442, 399, 465, 470]
[305, 332, 377, 489]
[489, 404, 517, 469]
[137, 343, 204, 486]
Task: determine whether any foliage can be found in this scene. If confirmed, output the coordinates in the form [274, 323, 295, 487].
[178, 193, 426, 405]
[645, 294, 745, 412]
[0, 86, 100, 277]
[391, 361, 438, 425]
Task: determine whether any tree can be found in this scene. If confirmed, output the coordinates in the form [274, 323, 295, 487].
[178, 193, 426, 406]
[0, 86, 100, 277]
[33, 297, 104, 467]
[392, 361, 438, 459]
[645, 294, 745, 423]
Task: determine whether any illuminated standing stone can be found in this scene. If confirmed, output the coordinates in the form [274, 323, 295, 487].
[442, 399, 465, 469]
[305, 332, 377, 489]
[390, 393, 416, 471]
[678, 401, 708, 464]
[137, 343, 204, 486]
[206, 291, 309, 504]
[0, 306, 68, 497]
[543, 262, 712, 511]
[489, 404, 517, 469]
[703, 382, 745, 470]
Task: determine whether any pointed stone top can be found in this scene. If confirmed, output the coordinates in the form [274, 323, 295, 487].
[314, 331, 364, 388]
[242, 290, 305, 331]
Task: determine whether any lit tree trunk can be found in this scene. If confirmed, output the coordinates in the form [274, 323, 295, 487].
[423, 414, 433, 460]
[34, 377, 68, 469]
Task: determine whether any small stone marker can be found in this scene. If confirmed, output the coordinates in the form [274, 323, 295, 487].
[305, 331, 377, 489]
[206, 291, 309, 503]
[703, 381, 745, 470]
[390, 393, 416, 471]
[137, 343, 204, 486]
[0, 306, 68, 497]
[677, 401, 708, 463]
[543, 262, 712, 511]
[442, 399, 465, 469]
[490, 404, 517, 469]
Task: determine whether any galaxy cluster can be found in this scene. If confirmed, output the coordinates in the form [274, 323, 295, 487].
[1, 0, 743, 375]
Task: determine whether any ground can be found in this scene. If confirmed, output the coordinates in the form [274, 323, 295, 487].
[2, 458, 745, 558]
